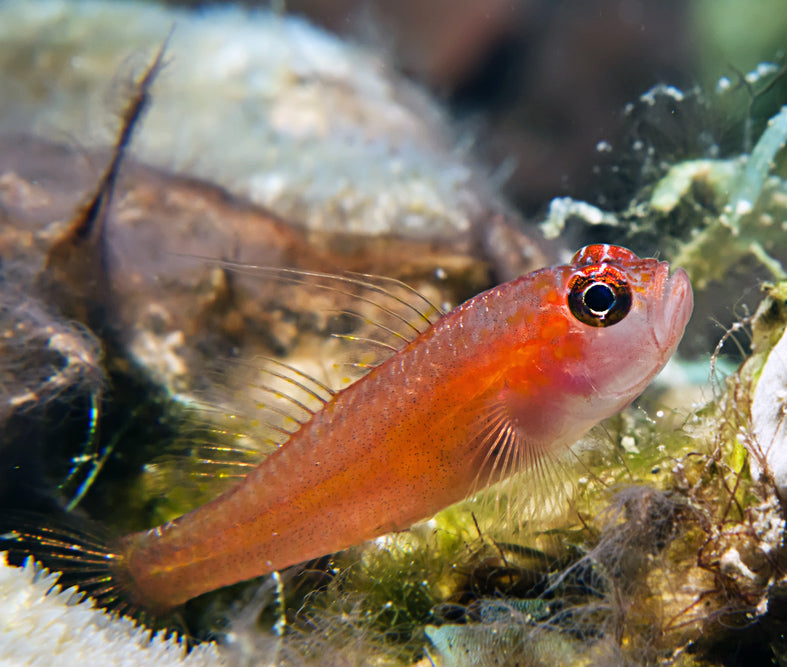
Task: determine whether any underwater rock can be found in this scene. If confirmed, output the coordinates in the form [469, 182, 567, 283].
[0, 0, 540, 269]
[0, 0, 545, 409]
[0, 133, 493, 396]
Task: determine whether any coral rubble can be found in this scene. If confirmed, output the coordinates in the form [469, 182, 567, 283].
[0, 553, 221, 666]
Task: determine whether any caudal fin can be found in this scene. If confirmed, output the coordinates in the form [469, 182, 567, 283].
[0, 513, 137, 617]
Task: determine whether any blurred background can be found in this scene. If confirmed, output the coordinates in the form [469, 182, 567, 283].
[165, 0, 787, 215]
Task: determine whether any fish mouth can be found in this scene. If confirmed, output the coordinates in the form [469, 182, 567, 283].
[654, 266, 693, 352]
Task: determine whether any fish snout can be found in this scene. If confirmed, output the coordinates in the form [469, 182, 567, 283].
[654, 267, 693, 352]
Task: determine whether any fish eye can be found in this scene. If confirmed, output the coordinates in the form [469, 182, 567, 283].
[567, 266, 632, 327]
[583, 282, 615, 312]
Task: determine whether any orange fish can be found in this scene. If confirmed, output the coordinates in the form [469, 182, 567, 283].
[5, 244, 693, 613]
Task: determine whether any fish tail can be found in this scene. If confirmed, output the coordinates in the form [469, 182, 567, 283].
[0, 513, 139, 618]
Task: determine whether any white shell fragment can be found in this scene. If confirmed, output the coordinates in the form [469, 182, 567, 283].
[750, 323, 787, 498]
[0, 553, 221, 666]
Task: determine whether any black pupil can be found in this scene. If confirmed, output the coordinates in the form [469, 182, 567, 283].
[584, 283, 615, 313]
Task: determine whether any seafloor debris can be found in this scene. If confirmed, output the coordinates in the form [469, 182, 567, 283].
[541, 71, 787, 296]
[541, 67, 787, 360]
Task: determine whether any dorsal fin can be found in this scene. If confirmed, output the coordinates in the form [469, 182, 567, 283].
[144, 348, 340, 506]
[220, 355, 335, 441]
[199, 258, 445, 363]
[141, 435, 267, 511]
[216, 261, 443, 326]
[139, 260, 447, 513]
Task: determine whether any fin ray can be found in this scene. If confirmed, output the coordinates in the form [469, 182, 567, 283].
[141, 263, 445, 507]
[462, 395, 572, 530]
[183, 255, 444, 360]
[215, 261, 444, 333]
[0, 513, 131, 613]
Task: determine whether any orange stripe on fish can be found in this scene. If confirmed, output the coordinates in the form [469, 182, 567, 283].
[1, 244, 693, 614]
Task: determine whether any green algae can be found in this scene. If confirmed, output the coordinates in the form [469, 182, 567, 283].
[542, 68, 787, 299]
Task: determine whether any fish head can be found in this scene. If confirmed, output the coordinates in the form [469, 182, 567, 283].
[479, 243, 693, 480]
[557, 243, 693, 409]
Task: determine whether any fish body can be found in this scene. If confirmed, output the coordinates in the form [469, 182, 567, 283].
[115, 244, 692, 611]
[7, 244, 691, 613]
